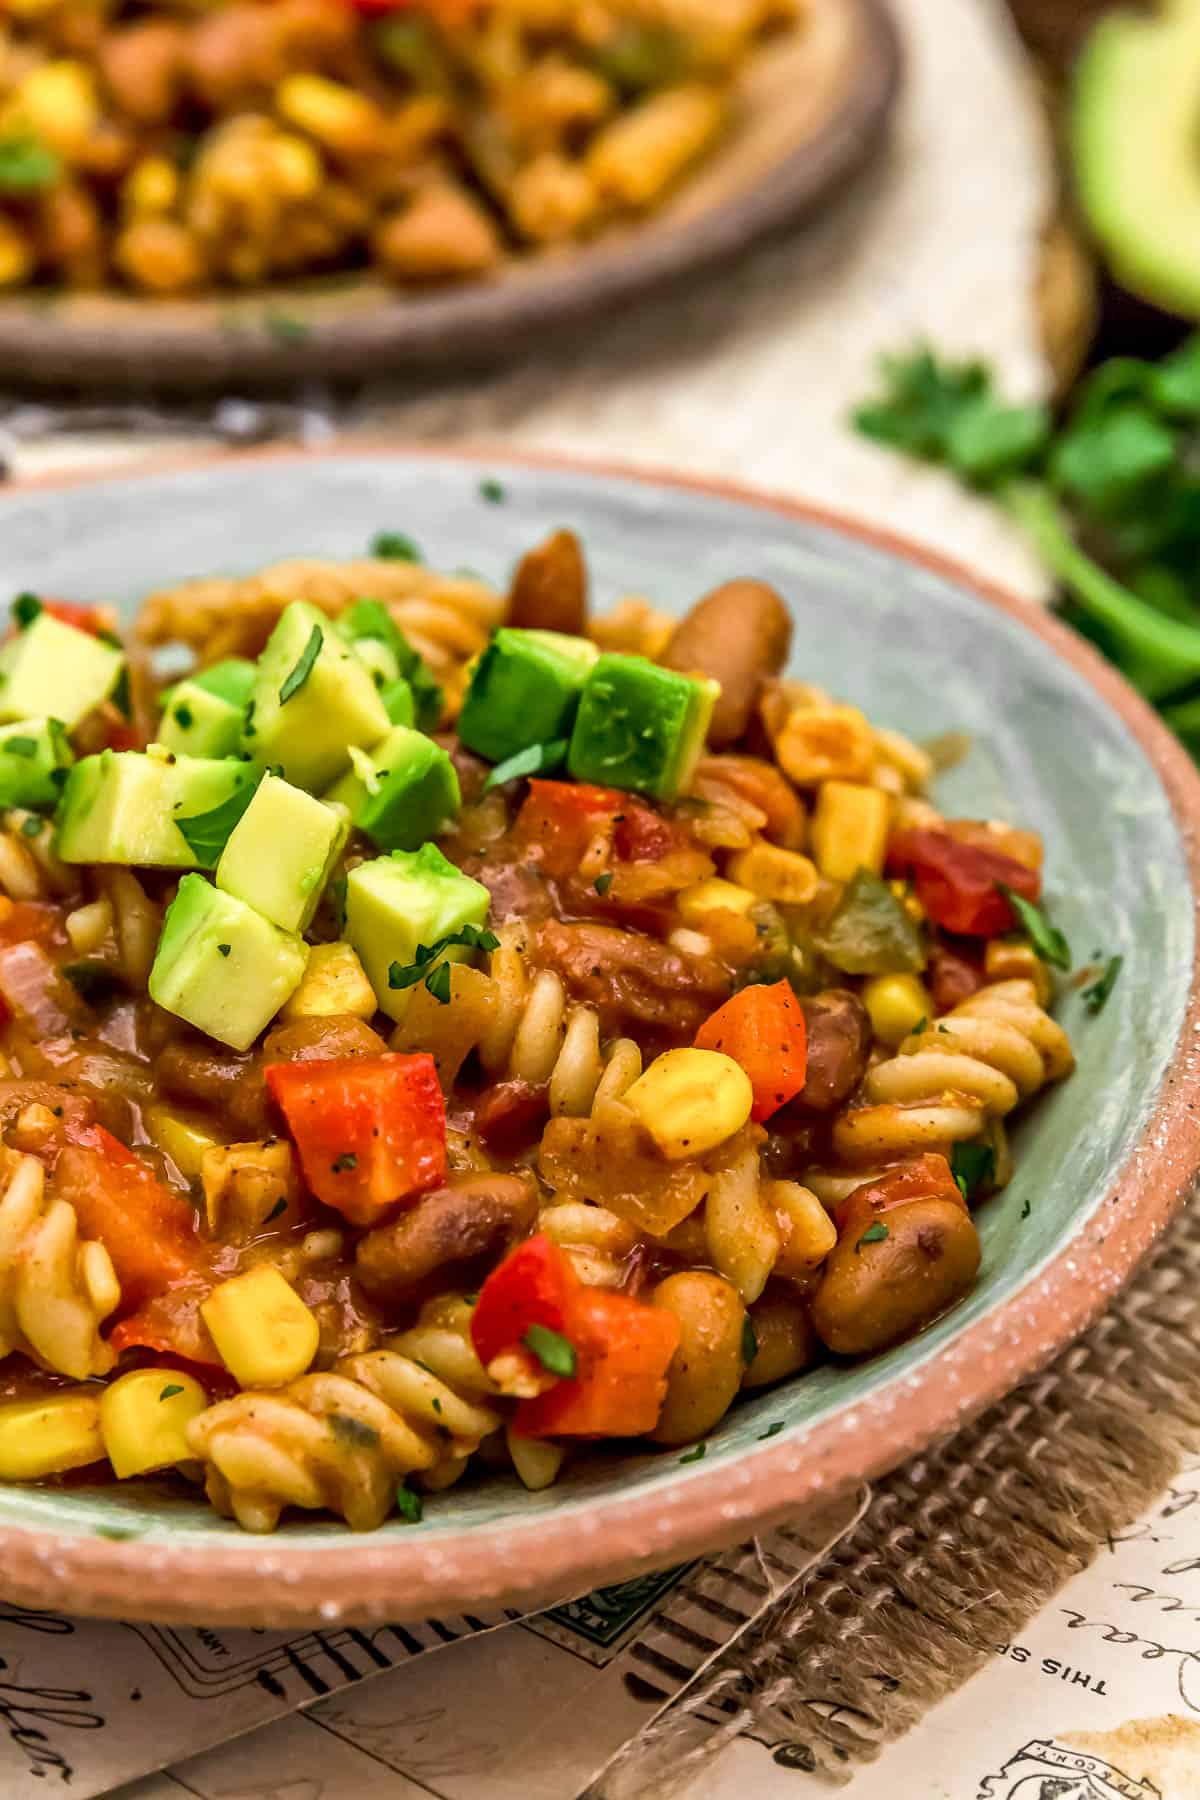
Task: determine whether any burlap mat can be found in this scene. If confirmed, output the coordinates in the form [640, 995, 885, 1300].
[589, 1196, 1200, 1792]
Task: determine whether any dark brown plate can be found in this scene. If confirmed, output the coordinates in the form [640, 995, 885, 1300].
[0, 0, 900, 393]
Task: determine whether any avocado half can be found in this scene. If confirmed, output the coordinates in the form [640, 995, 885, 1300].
[1072, 0, 1200, 319]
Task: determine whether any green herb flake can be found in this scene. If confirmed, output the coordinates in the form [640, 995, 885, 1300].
[264, 310, 310, 345]
[1083, 953, 1123, 1017]
[741, 1316, 759, 1366]
[95, 1524, 143, 1542]
[1020, 1199, 1032, 1220]
[951, 1140, 996, 1202]
[997, 885, 1071, 971]
[159, 1384, 184, 1401]
[62, 961, 124, 1007]
[594, 872, 614, 897]
[480, 478, 507, 505]
[216, 943, 231, 958]
[174, 704, 195, 729]
[279, 624, 324, 705]
[11, 592, 42, 629]
[265, 1196, 289, 1223]
[371, 531, 423, 564]
[331, 1152, 358, 1174]
[856, 1221, 890, 1252]
[523, 1322, 577, 1379]
[759, 1422, 785, 1441]
[910, 1015, 928, 1036]
[175, 774, 260, 866]
[388, 924, 501, 997]
[679, 1442, 707, 1464]
[482, 738, 568, 793]
[396, 1484, 424, 1523]
[0, 138, 61, 193]
[424, 959, 452, 1005]
[3, 737, 37, 759]
[329, 1413, 380, 1451]
[19, 815, 41, 837]
[112, 665, 132, 721]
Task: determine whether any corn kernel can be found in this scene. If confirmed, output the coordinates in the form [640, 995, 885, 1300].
[16, 62, 98, 158]
[862, 972, 933, 1048]
[985, 938, 1053, 1007]
[873, 727, 934, 792]
[267, 131, 323, 199]
[811, 781, 891, 882]
[276, 74, 380, 156]
[202, 1140, 297, 1237]
[144, 1105, 221, 1181]
[506, 1424, 566, 1492]
[201, 1266, 320, 1388]
[100, 1368, 208, 1479]
[726, 842, 819, 905]
[281, 941, 377, 1021]
[771, 1181, 837, 1275]
[0, 217, 34, 289]
[775, 704, 875, 786]
[677, 878, 757, 925]
[0, 1390, 103, 1480]
[624, 1048, 753, 1161]
[123, 155, 179, 218]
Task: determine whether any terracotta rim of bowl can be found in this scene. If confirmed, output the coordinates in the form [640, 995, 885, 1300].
[3, 444, 1199, 1627]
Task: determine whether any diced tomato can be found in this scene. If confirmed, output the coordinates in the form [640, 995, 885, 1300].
[943, 818, 1042, 874]
[514, 780, 688, 880]
[52, 1126, 206, 1309]
[927, 940, 985, 1012]
[265, 1053, 446, 1226]
[886, 827, 1040, 937]
[471, 1234, 578, 1368]
[834, 1153, 964, 1236]
[515, 1287, 681, 1439]
[694, 980, 808, 1122]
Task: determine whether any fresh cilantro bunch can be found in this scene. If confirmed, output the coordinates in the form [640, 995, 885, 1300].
[854, 341, 1200, 757]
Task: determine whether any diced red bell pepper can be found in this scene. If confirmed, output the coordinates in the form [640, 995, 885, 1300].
[834, 1153, 964, 1236]
[265, 1053, 446, 1226]
[471, 1233, 578, 1368]
[694, 980, 808, 1122]
[886, 827, 1040, 937]
[514, 1287, 681, 1439]
[52, 1126, 206, 1309]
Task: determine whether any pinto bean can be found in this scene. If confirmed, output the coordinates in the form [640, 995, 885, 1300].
[742, 1286, 817, 1388]
[651, 1271, 745, 1445]
[98, 22, 188, 124]
[661, 580, 792, 749]
[355, 1173, 538, 1301]
[810, 1197, 981, 1356]
[507, 530, 589, 637]
[156, 1041, 272, 1136]
[536, 920, 729, 1037]
[261, 1015, 387, 1065]
[795, 989, 871, 1112]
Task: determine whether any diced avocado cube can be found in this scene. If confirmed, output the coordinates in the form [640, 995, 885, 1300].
[567, 654, 719, 801]
[158, 681, 244, 760]
[380, 677, 415, 727]
[149, 874, 308, 1052]
[216, 772, 349, 933]
[0, 613, 123, 731]
[55, 748, 257, 868]
[345, 843, 490, 1022]
[324, 726, 460, 852]
[246, 601, 390, 792]
[0, 719, 73, 810]
[336, 600, 443, 733]
[457, 628, 598, 765]
[190, 659, 257, 709]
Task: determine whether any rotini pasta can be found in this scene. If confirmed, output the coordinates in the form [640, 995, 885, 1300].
[0, 527, 1078, 1533]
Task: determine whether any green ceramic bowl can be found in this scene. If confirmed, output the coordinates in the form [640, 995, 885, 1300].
[1, 449, 1197, 1627]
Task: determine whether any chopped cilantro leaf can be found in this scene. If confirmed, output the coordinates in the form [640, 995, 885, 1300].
[594, 872, 614, 897]
[741, 1316, 758, 1366]
[951, 1141, 995, 1202]
[371, 531, 422, 563]
[331, 1153, 358, 1174]
[388, 924, 501, 999]
[856, 1221, 890, 1251]
[279, 624, 323, 704]
[759, 1422, 785, 1441]
[265, 1196, 288, 1222]
[329, 1413, 380, 1451]
[997, 885, 1072, 971]
[910, 1015, 928, 1037]
[425, 960, 452, 1005]
[479, 478, 506, 504]
[264, 310, 309, 345]
[3, 737, 37, 758]
[216, 944, 231, 958]
[523, 1323, 576, 1378]
[19, 815, 41, 837]
[396, 1484, 424, 1523]
[174, 774, 260, 866]
[173, 704, 194, 729]
[679, 1443, 707, 1463]
[11, 592, 41, 629]
[482, 738, 568, 793]
[1083, 953, 1123, 1016]
[159, 1384, 184, 1401]
[1020, 1199, 1032, 1220]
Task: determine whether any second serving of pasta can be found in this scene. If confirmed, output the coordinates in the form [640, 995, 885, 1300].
[0, 516, 1079, 1534]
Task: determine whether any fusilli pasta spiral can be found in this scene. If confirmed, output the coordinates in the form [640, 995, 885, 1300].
[187, 1297, 500, 1532]
[0, 1152, 120, 1380]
